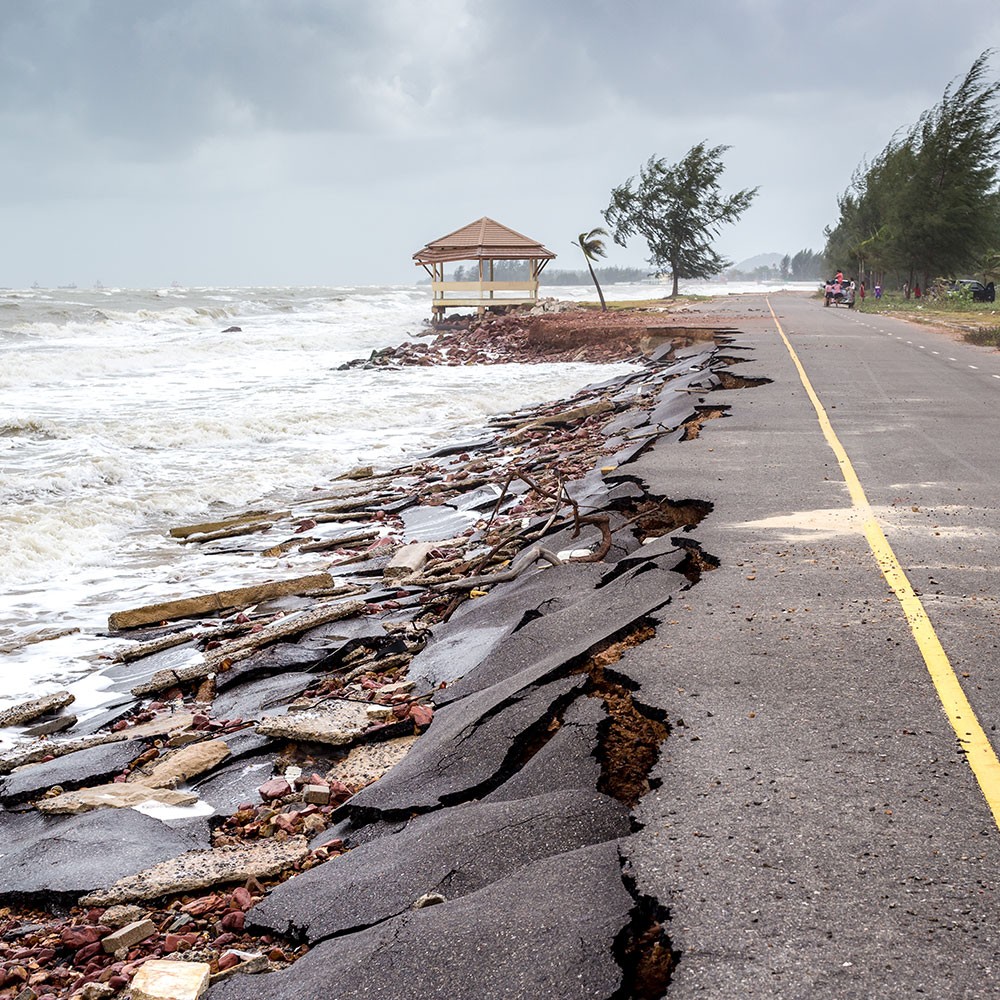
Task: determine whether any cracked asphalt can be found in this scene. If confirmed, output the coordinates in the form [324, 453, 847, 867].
[621, 291, 1000, 997]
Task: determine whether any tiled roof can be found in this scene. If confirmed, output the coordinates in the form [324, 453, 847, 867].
[413, 217, 556, 263]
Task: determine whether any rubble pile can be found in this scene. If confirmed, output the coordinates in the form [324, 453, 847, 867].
[0, 315, 764, 999]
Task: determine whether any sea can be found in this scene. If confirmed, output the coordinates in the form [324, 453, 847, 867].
[0, 279, 811, 737]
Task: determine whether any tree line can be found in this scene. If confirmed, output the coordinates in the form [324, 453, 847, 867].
[449, 262, 650, 285]
[824, 51, 1000, 292]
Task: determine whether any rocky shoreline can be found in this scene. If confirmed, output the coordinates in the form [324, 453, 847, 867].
[0, 305, 764, 1000]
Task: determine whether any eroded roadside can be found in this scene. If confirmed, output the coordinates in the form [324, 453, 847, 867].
[0, 308, 769, 1000]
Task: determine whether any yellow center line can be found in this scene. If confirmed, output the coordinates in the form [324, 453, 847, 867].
[766, 298, 1000, 828]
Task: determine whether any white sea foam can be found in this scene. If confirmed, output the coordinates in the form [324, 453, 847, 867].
[0, 278, 804, 726]
[0, 282, 640, 724]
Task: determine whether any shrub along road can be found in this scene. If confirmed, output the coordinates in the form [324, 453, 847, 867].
[621, 291, 1000, 997]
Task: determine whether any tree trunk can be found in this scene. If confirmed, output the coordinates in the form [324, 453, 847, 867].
[671, 271, 680, 297]
[585, 257, 607, 311]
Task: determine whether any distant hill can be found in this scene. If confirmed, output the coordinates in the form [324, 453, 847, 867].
[730, 253, 784, 272]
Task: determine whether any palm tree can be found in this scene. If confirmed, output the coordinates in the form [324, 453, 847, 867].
[575, 227, 609, 311]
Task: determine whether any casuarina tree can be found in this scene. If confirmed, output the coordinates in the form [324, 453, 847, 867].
[575, 227, 609, 311]
[603, 142, 758, 297]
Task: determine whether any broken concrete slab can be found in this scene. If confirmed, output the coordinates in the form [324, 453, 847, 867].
[81, 836, 310, 907]
[101, 917, 156, 953]
[138, 739, 231, 789]
[131, 959, 211, 1000]
[255, 699, 372, 747]
[0, 711, 196, 775]
[22, 712, 78, 737]
[0, 738, 148, 806]
[250, 788, 629, 944]
[400, 503, 477, 542]
[207, 842, 632, 1000]
[107, 573, 336, 631]
[343, 676, 585, 822]
[0, 690, 74, 728]
[37, 782, 200, 815]
[327, 734, 417, 790]
[0, 809, 206, 901]
[383, 541, 438, 580]
[212, 643, 327, 693]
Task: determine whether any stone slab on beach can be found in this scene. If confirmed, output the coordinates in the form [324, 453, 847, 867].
[0, 690, 75, 728]
[0, 737, 148, 806]
[81, 836, 310, 906]
[0, 809, 206, 901]
[249, 788, 629, 943]
[138, 738, 231, 788]
[131, 959, 211, 1000]
[207, 842, 632, 1000]
[107, 573, 337, 630]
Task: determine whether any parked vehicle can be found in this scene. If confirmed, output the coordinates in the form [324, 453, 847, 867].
[823, 279, 856, 308]
[949, 278, 996, 302]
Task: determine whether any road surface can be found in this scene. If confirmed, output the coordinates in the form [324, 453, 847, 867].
[623, 291, 1000, 998]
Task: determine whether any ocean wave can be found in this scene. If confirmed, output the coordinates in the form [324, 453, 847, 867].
[0, 417, 62, 440]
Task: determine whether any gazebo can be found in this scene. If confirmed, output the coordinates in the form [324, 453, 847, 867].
[413, 217, 556, 319]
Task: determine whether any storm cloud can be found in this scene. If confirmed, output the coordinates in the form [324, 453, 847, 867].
[2, 0, 998, 286]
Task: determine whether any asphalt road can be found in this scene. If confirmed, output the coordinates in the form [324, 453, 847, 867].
[621, 292, 1000, 998]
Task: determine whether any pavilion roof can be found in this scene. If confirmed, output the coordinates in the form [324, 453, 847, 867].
[413, 217, 556, 264]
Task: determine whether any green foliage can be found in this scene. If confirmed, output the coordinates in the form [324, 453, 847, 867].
[575, 226, 609, 310]
[790, 248, 827, 279]
[825, 51, 1000, 287]
[542, 266, 649, 285]
[603, 142, 758, 296]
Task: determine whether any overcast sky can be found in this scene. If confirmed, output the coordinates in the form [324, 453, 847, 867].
[2, 0, 999, 288]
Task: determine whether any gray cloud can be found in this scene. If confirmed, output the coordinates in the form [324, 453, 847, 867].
[2, 0, 999, 286]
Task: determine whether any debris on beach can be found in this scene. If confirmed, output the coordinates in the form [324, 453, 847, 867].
[0, 308, 769, 998]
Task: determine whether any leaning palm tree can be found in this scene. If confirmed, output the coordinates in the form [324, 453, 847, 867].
[575, 227, 609, 311]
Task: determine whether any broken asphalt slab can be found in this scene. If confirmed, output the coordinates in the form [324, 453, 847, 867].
[342, 675, 586, 821]
[249, 789, 629, 944]
[437, 559, 688, 705]
[208, 842, 634, 1000]
[0, 737, 149, 806]
[0, 809, 207, 902]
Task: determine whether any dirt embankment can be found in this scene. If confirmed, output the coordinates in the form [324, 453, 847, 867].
[340, 305, 739, 369]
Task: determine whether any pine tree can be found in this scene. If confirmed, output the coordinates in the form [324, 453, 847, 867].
[603, 143, 757, 297]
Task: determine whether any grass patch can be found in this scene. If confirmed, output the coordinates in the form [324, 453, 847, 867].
[963, 326, 1000, 347]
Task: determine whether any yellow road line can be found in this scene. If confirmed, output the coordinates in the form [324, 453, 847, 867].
[766, 298, 1000, 828]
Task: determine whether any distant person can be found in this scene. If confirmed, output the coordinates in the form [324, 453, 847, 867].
[874, 283, 882, 299]
[835, 270, 844, 283]
[914, 283, 921, 299]
[859, 282, 866, 301]
[903, 282, 909, 298]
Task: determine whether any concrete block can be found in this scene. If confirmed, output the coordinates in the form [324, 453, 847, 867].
[129, 959, 211, 999]
[101, 917, 156, 953]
